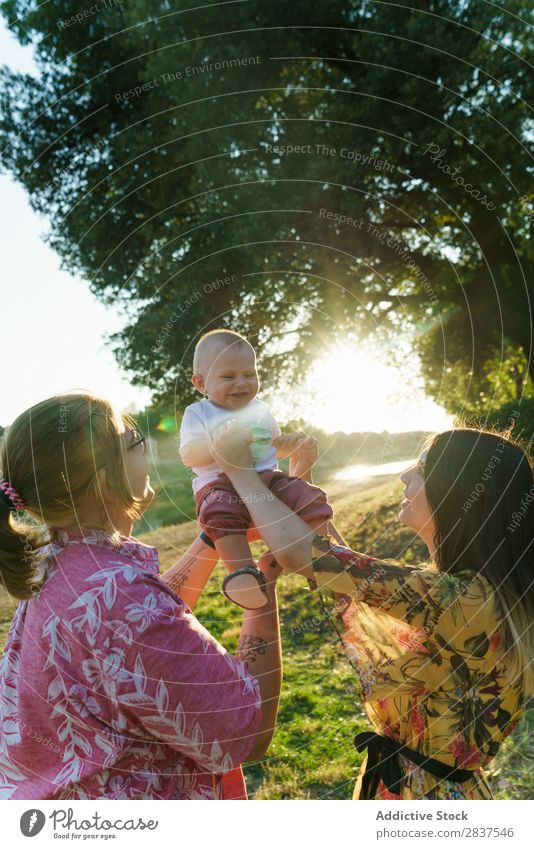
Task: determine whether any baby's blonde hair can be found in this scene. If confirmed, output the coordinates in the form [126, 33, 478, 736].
[193, 329, 255, 374]
[0, 392, 144, 599]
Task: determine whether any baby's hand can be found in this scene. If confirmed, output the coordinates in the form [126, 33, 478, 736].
[289, 436, 319, 481]
[272, 431, 308, 459]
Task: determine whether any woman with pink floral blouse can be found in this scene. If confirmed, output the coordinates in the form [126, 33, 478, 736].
[0, 393, 283, 800]
[211, 421, 534, 800]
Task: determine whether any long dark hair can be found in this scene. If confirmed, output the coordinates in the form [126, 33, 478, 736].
[424, 428, 534, 691]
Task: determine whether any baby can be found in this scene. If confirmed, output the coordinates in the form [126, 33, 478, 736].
[179, 329, 333, 609]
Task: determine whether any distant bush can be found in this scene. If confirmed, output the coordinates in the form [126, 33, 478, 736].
[140, 407, 430, 468]
[282, 421, 428, 467]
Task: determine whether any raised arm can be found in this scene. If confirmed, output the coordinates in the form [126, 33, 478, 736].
[162, 533, 219, 609]
[307, 535, 466, 634]
[161, 539, 281, 761]
[237, 572, 282, 761]
[179, 437, 214, 468]
[209, 422, 472, 633]
[106, 569, 281, 771]
[210, 422, 318, 576]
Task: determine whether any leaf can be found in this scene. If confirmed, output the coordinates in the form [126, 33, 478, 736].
[190, 721, 203, 752]
[434, 632, 452, 650]
[145, 593, 157, 610]
[41, 615, 56, 637]
[69, 590, 96, 610]
[119, 692, 153, 707]
[56, 638, 72, 662]
[220, 752, 234, 774]
[57, 720, 70, 742]
[496, 708, 512, 733]
[52, 758, 82, 787]
[102, 577, 117, 610]
[85, 599, 103, 646]
[62, 741, 74, 760]
[463, 632, 490, 658]
[426, 640, 443, 666]
[73, 732, 93, 757]
[95, 734, 115, 756]
[450, 653, 470, 684]
[173, 702, 185, 737]
[474, 719, 492, 750]
[155, 679, 169, 714]
[2, 719, 21, 746]
[47, 675, 64, 701]
[50, 703, 68, 720]
[208, 740, 223, 767]
[123, 568, 138, 584]
[133, 653, 147, 692]
[85, 695, 101, 715]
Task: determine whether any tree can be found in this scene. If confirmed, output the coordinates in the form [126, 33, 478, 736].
[1, 0, 532, 413]
[486, 397, 534, 445]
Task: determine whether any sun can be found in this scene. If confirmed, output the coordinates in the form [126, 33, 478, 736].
[270, 344, 453, 434]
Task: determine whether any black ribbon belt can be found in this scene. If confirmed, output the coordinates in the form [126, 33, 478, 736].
[354, 731, 475, 799]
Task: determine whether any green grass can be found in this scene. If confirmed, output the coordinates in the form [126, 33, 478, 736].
[1, 475, 532, 799]
[133, 460, 197, 534]
[489, 706, 534, 800]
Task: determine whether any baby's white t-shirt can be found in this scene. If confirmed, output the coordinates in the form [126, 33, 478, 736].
[179, 397, 281, 493]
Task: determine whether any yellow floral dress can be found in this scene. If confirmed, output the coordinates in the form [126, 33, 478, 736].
[310, 535, 524, 800]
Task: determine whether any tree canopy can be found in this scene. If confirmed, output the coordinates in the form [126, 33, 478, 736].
[1, 0, 532, 414]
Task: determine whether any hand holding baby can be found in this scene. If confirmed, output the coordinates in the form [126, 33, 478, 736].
[211, 420, 255, 474]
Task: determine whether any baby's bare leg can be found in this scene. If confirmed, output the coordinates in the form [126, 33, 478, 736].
[216, 533, 269, 610]
[308, 518, 330, 537]
[215, 533, 254, 572]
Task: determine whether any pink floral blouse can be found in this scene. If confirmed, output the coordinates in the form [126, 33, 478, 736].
[0, 528, 262, 800]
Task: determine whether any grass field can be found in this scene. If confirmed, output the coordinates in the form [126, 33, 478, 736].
[0, 473, 532, 799]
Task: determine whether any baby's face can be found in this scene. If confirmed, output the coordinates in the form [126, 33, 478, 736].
[198, 345, 259, 409]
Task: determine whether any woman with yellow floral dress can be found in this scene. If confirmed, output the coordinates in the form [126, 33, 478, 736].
[211, 423, 533, 800]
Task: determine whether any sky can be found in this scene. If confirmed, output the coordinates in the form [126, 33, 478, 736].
[0, 23, 151, 426]
[0, 20, 452, 433]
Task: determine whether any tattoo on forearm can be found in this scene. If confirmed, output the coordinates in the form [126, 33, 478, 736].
[163, 540, 212, 594]
[164, 553, 196, 593]
[165, 568, 191, 594]
[237, 634, 268, 664]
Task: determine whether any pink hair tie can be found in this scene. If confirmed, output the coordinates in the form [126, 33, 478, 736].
[0, 479, 26, 512]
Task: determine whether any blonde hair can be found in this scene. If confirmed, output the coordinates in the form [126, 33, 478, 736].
[0, 392, 144, 599]
[193, 329, 254, 374]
